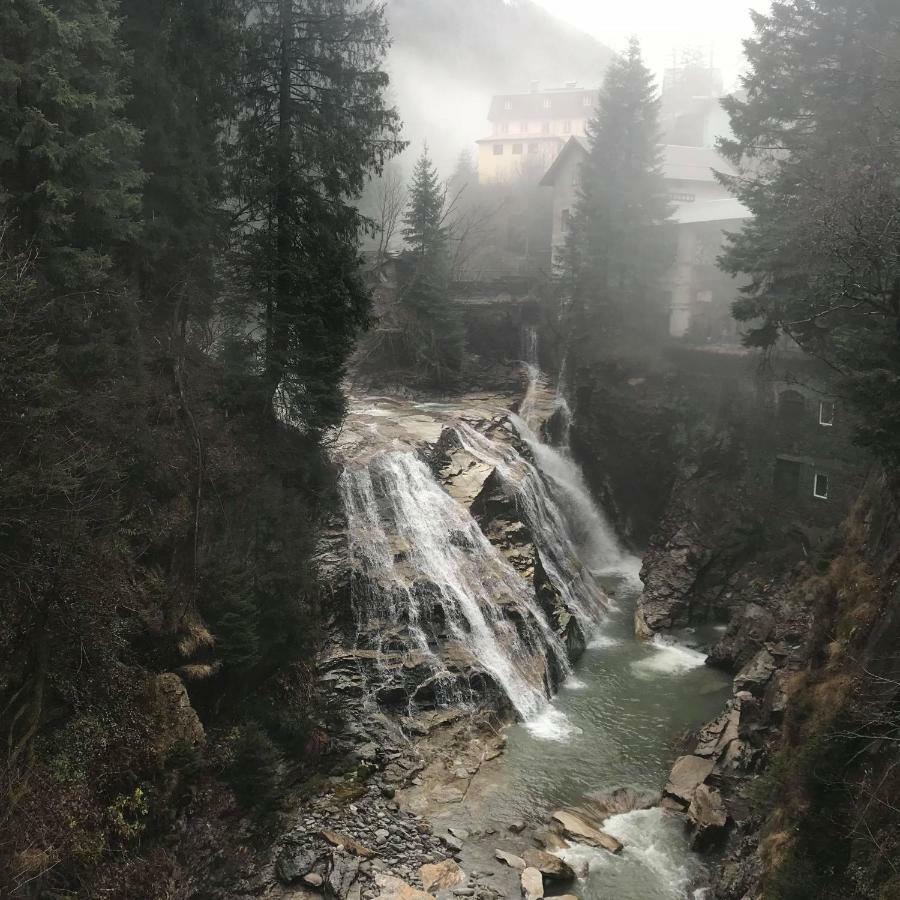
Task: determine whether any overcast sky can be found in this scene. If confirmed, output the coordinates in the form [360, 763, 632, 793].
[529, 0, 772, 90]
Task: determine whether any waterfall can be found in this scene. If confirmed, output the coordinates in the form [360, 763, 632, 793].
[518, 325, 544, 430]
[339, 451, 574, 726]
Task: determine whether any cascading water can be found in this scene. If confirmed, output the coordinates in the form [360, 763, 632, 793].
[337, 326, 637, 738]
[339, 451, 574, 729]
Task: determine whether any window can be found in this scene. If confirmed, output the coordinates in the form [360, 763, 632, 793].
[813, 472, 829, 500]
[541, 122, 550, 135]
[561, 208, 571, 231]
[500, 122, 509, 134]
[819, 400, 835, 426]
[778, 389, 805, 423]
[542, 98, 552, 109]
[563, 120, 571, 133]
[669, 191, 696, 203]
[493, 144, 504, 156]
[583, 94, 593, 107]
[774, 458, 801, 497]
[520, 122, 529, 133]
[528, 142, 539, 154]
[512, 143, 523, 155]
[503, 99, 512, 110]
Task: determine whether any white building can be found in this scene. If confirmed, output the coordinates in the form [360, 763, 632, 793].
[539, 137, 753, 341]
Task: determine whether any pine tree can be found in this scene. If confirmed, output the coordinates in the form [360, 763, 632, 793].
[231, 0, 404, 431]
[560, 38, 672, 359]
[403, 145, 449, 257]
[119, 0, 241, 323]
[399, 146, 464, 382]
[0, 0, 143, 287]
[719, 0, 900, 466]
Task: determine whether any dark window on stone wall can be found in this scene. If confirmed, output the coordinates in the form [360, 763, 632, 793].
[774, 458, 802, 497]
[778, 389, 806, 424]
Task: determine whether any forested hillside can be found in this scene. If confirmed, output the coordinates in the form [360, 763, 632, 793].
[0, 0, 401, 894]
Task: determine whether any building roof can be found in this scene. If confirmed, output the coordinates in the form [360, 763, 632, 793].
[488, 88, 596, 122]
[540, 136, 737, 186]
[671, 197, 752, 224]
[664, 144, 736, 182]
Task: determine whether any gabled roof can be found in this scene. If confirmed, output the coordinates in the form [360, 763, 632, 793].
[539, 136, 737, 186]
[538, 136, 589, 186]
[489, 89, 596, 122]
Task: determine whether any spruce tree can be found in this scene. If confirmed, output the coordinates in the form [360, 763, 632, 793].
[232, 0, 404, 430]
[560, 38, 672, 359]
[400, 146, 464, 382]
[119, 0, 241, 323]
[0, 0, 143, 287]
[719, 0, 900, 466]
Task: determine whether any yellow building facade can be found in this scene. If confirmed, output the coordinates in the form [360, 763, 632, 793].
[476, 85, 595, 183]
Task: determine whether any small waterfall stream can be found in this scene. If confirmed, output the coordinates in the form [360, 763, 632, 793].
[340, 451, 574, 728]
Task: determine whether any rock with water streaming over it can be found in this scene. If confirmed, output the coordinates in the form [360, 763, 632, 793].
[550, 810, 623, 854]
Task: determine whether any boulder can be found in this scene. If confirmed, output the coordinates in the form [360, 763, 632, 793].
[687, 784, 729, 852]
[508, 819, 527, 834]
[521, 849, 576, 882]
[419, 860, 464, 893]
[276, 844, 324, 884]
[374, 874, 435, 900]
[495, 849, 526, 870]
[664, 755, 715, 805]
[327, 850, 360, 900]
[550, 810, 623, 854]
[521, 867, 544, 900]
[304, 873, 325, 888]
[733, 648, 777, 695]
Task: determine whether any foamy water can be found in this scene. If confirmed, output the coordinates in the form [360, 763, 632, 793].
[524, 705, 583, 741]
[631, 635, 708, 678]
[554, 808, 700, 899]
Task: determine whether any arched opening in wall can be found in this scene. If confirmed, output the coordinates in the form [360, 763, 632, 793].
[777, 389, 806, 425]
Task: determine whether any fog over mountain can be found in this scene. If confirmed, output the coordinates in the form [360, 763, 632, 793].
[385, 0, 614, 173]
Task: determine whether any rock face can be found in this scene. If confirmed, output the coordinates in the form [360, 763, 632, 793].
[520, 867, 544, 900]
[550, 810, 623, 854]
[521, 848, 575, 882]
[151, 672, 205, 751]
[707, 603, 775, 670]
[687, 784, 729, 851]
[275, 844, 325, 884]
[664, 755, 716, 806]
